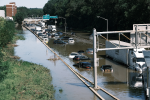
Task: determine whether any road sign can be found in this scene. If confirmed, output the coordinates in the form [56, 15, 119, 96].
[43, 14, 50, 20]
[50, 15, 58, 19]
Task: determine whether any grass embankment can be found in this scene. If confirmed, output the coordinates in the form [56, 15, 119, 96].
[0, 34, 55, 100]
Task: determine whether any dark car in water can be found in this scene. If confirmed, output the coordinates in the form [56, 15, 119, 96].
[100, 65, 113, 73]
[38, 33, 43, 37]
[53, 40, 68, 44]
[71, 32, 76, 36]
[73, 62, 92, 69]
[73, 55, 90, 61]
[57, 32, 63, 36]
[45, 29, 52, 33]
[31, 28, 35, 32]
[59, 36, 70, 40]
[78, 50, 84, 54]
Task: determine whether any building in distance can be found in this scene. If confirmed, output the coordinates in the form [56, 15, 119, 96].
[6, 2, 17, 17]
[0, 10, 5, 18]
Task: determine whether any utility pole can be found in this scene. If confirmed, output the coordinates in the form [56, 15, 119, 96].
[97, 16, 108, 40]
[59, 17, 66, 35]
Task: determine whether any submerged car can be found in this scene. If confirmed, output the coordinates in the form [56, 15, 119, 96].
[68, 38, 75, 43]
[54, 33, 60, 38]
[100, 65, 113, 73]
[53, 40, 68, 44]
[42, 37, 48, 43]
[78, 50, 84, 54]
[86, 48, 93, 54]
[73, 62, 92, 69]
[31, 28, 35, 32]
[45, 29, 51, 33]
[46, 33, 51, 38]
[69, 52, 80, 58]
[71, 32, 76, 36]
[57, 32, 63, 35]
[59, 36, 70, 40]
[73, 55, 90, 61]
[36, 30, 42, 34]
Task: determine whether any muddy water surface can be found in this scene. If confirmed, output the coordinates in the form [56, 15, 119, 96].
[15, 27, 145, 100]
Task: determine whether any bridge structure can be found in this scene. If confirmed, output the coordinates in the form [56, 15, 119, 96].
[23, 14, 58, 24]
[93, 24, 150, 99]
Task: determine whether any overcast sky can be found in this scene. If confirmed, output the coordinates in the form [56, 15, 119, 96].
[0, 0, 49, 8]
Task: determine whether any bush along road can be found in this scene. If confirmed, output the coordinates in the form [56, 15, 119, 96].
[0, 18, 55, 100]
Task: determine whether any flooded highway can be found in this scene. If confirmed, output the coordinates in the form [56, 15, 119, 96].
[15, 27, 145, 100]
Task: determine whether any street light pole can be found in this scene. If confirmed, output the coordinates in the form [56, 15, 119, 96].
[97, 16, 108, 40]
[64, 18, 66, 35]
[59, 17, 67, 35]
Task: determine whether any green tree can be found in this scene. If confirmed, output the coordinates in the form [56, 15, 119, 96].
[0, 17, 15, 47]
[14, 12, 25, 24]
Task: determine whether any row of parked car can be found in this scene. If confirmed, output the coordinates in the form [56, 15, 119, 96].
[69, 50, 92, 69]
[30, 25, 65, 43]
[53, 36, 75, 44]
[70, 50, 113, 72]
[29, 24, 76, 45]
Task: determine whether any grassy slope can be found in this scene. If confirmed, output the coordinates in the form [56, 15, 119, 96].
[0, 34, 55, 100]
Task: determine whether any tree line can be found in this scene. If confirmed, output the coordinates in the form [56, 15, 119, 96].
[43, 0, 150, 32]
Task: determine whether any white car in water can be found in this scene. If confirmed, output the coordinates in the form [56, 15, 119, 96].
[69, 52, 80, 58]
[68, 38, 75, 43]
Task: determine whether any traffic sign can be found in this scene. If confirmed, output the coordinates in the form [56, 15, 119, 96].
[43, 14, 50, 20]
[50, 15, 58, 19]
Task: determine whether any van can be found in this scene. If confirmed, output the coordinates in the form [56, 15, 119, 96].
[48, 25, 56, 31]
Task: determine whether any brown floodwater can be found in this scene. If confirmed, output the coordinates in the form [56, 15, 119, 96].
[14, 27, 145, 100]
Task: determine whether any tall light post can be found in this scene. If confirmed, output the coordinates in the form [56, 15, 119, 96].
[97, 16, 108, 40]
[59, 17, 67, 35]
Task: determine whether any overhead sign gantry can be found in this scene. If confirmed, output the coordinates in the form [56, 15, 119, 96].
[93, 24, 150, 89]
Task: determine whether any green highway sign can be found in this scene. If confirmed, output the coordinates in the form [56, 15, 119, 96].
[43, 14, 50, 20]
[43, 15, 58, 20]
[50, 15, 58, 19]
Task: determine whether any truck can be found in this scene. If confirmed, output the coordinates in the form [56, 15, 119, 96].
[35, 27, 42, 34]
[141, 50, 150, 98]
[106, 40, 145, 72]
[48, 25, 56, 31]
[38, 21, 45, 27]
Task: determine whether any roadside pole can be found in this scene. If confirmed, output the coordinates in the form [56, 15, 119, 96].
[93, 28, 98, 89]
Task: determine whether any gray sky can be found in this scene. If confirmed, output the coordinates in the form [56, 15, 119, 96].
[0, 0, 49, 8]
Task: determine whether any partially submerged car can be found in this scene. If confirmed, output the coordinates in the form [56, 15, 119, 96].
[86, 48, 93, 54]
[53, 40, 68, 44]
[100, 65, 113, 73]
[42, 36, 49, 43]
[73, 55, 90, 61]
[78, 50, 84, 54]
[59, 36, 70, 40]
[69, 52, 80, 58]
[68, 38, 75, 43]
[73, 62, 92, 69]
[57, 32, 63, 36]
